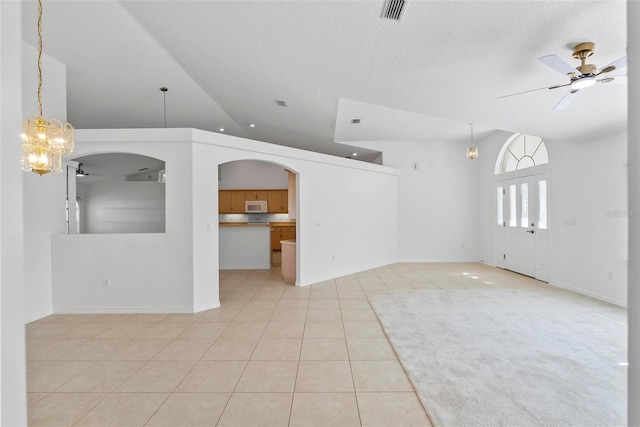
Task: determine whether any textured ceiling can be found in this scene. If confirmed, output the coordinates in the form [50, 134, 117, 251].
[22, 1, 627, 163]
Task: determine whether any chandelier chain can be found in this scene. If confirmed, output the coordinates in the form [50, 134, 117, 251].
[37, 0, 43, 118]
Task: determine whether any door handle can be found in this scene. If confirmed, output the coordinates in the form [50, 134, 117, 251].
[526, 230, 535, 234]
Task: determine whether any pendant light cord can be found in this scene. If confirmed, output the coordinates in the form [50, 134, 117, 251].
[37, 0, 43, 118]
[160, 87, 168, 128]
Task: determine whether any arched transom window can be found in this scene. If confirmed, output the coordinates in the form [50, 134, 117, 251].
[496, 134, 548, 174]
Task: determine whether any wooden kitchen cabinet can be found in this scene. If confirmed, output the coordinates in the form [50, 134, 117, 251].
[271, 225, 296, 251]
[267, 190, 288, 213]
[245, 190, 268, 201]
[218, 191, 232, 213]
[219, 189, 288, 213]
[219, 190, 247, 213]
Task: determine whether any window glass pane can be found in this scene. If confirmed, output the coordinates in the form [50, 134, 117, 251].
[533, 143, 549, 165]
[509, 135, 525, 159]
[505, 153, 518, 173]
[509, 185, 517, 227]
[521, 183, 529, 227]
[524, 136, 542, 157]
[517, 156, 535, 170]
[497, 187, 504, 226]
[538, 180, 547, 229]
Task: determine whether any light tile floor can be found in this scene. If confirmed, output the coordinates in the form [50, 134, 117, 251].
[26, 262, 551, 426]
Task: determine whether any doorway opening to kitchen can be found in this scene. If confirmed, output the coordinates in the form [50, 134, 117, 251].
[217, 159, 299, 286]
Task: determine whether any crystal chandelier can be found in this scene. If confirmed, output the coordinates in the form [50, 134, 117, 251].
[21, 0, 74, 175]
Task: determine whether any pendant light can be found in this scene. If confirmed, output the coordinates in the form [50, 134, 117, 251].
[466, 123, 478, 160]
[21, 0, 74, 175]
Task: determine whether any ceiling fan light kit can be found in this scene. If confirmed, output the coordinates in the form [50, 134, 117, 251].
[499, 41, 627, 111]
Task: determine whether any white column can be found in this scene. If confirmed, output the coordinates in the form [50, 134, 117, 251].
[67, 161, 79, 234]
[0, 1, 28, 425]
[628, 1, 639, 424]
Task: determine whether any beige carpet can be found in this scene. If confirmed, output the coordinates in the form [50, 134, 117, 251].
[370, 288, 627, 426]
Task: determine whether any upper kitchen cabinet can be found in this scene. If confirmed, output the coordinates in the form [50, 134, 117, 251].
[219, 190, 246, 213]
[246, 190, 268, 201]
[268, 190, 288, 213]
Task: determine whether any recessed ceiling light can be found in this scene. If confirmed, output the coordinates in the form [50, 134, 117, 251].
[352, 152, 358, 156]
[275, 100, 288, 107]
[248, 123, 256, 128]
[351, 119, 361, 124]
[219, 128, 225, 132]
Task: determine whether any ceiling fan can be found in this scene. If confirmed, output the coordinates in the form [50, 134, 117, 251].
[499, 42, 627, 111]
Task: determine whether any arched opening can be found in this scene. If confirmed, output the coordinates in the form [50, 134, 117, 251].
[217, 159, 299, 298]
[71, 153, 166, 234]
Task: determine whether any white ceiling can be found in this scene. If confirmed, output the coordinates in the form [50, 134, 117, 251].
[22, 1, 627, 163]
[73, 153, 165, 184]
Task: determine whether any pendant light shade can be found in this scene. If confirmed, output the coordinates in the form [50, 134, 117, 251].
[466, 123, 478, 160]
[21, 0, 74, 176]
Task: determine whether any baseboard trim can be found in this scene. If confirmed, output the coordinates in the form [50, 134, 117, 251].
[53, 306, 195, 314]
[550, 281, 627, 308]
[220, 264, 270, 270]
[194, 300, 220, 313]
[297, 259, 397, 287]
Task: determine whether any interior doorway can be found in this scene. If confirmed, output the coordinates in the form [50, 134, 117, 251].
[217, 159, 299, 284]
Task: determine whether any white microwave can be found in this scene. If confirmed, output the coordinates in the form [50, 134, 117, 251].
[245, 200, 268, 213]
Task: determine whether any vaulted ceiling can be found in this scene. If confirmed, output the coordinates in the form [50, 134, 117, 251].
[22, 1, 627, 163]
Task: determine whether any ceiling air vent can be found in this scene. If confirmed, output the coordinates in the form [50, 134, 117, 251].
[382, 0, 407, 21]
[351, 119, 361, 124]
[275, 99, 288, 107]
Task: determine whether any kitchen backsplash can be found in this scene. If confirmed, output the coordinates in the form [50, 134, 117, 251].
[219, 213, 291, 223]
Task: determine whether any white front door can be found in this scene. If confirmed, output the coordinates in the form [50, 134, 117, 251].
[498, 173, 549, 280]
[505, 177, 536, 276]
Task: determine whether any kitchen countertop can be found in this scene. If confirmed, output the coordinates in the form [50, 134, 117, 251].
[219, 222, 296, 227]
[219, 222, 270, 227]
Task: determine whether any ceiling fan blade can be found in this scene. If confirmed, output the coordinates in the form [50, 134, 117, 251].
[599, 75, 627, 84]
[497, 83, 569, 99]
[596, 56, 627, 75]
[539, 54, 579, 76]
[547, 83, 571, 90]
[553, 89, 580, 111]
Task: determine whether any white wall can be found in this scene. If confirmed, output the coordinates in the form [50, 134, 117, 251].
[478, 130, 628, 306]
[549, 131, 627, 305]
[353, 139, 480, 262]
[1, 2, 28, 424]
[192, 129, 399, 293]
[219, 160, 288, 189]
[52, 131, 195, 312]
[53, 129, 399, 313]
[82, 178, 165, 234]
[627, 2, 639, 421]
[22, 42, 68, 323]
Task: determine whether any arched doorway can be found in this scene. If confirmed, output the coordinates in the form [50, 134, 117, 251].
[217, 159, 299, 296]
[494, 134, 549, 281]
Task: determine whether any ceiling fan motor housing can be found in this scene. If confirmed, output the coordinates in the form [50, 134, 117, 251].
[572, 42, 596, 75]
